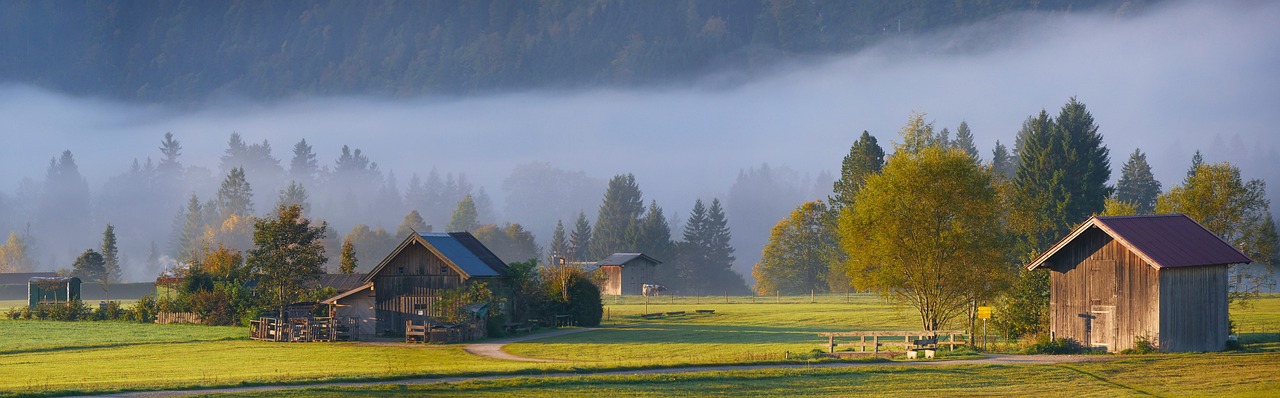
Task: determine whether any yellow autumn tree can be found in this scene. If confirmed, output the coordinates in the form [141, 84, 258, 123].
[840, 145, 1012, 331]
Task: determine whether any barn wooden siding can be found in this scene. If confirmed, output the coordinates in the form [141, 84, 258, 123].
[1049, 228, 1159, 352]
[1159, 265, 1228, 352]
[617, 258, 657, 296]
[372, 243, 463, 334]
[599, 266, 623, 295]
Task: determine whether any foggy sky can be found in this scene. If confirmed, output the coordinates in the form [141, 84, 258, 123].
[2, 1, 1278, 280]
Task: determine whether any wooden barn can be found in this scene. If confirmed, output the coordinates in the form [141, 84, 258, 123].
[324, 232, 509, 336]
[593, 253, 660, 296]
[1026, 214, 1251, 352]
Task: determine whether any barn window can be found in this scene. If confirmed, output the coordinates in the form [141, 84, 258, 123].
[418, 265, 424, 274]
[397, 266, 405, 274]
[440, 265, 447, 274]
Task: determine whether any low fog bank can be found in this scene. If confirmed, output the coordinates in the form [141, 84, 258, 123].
[1, 1, 1277, 282]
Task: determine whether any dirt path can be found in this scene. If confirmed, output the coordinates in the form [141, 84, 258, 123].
[94, 353, 1110, 397]
[462, 327, 597, 362]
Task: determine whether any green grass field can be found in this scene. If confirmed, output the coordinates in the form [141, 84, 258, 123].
[1, 294, 1277, 397]
[204, 353, 1280, 397]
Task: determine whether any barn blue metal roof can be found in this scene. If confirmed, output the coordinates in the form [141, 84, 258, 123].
[418, 232, 507, 277]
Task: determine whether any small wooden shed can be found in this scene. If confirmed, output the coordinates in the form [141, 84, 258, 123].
[593, 253, 661, 296]
[1026, 214, 1251, 352]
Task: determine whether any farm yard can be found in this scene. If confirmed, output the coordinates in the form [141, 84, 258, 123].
[2, 293, 1278, 397]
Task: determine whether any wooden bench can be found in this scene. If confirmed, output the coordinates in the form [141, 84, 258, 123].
[818, 330, 967, 355]
[665, 311, 686, 316]
[695, 309, 715, 314]
[907, 337, 938, 359]
[641, 312, 665, 319]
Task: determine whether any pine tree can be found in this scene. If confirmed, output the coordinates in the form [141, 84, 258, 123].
[569, 212, 592, 262]
[953, 121, 980, 162]
[101, 224, 120, 283]
[990, 140, 1015, 180]
[703, 199, 742, 293]
[38, 150, 91, 257]
[632, 200, 675, 263]
[549, 220, 570, 263]
[396, 210, 430, 237]
[277, 181, 309, 214]
[1186, 150, 1204, 183]
[175, 194, 208, 263]
[447, 195, 479, 232]
[590, 174, 645, 258]
[1114, 148, 1161, 214]
[216, 167, 254, 220]
[288, 139, 319, 184]
[157, 132, 183, 177]
[830, 131, 885, 211]
[219, 133, 250, 174]
[339, 236, 358, 274]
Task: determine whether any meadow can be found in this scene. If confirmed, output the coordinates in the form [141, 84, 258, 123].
[0, 294, 1277, 397]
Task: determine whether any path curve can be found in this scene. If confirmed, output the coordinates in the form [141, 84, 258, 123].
[463, 327, 598, 362]
[95, 353, 1111, 397]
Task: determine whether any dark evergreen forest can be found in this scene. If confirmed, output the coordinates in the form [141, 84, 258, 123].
[0, 0, 1147, 101]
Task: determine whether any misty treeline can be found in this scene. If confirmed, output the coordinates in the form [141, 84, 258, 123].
[754, 98, 1278, 335]
[0, 0, 1150, 101]
[0, 130, 831, 295]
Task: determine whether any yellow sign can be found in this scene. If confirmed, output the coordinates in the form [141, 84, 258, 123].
[977, 306, 992, 320]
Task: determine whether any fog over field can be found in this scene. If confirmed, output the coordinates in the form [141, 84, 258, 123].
[1, 0, 1277, 281]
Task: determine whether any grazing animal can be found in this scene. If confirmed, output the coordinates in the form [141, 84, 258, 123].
[642, 283, 668, 297]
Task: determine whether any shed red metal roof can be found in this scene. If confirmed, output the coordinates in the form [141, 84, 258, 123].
[1027, 214, 1252, 270]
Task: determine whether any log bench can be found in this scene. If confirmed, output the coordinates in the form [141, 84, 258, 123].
[695, 309, 715, 314]
[818, 330, 966, 356]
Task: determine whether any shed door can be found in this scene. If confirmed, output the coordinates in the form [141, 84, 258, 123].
[1087, 260, 1119, 306]
[1090, 305, 1115, 351]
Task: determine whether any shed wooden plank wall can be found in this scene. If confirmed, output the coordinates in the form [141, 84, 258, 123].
[1049, 228, 1159, 352]
[372, 243, 463, 334]
[1159, 265, 1228, 352]
[600, 266, 622, 296]
[619, 259, 657, 296]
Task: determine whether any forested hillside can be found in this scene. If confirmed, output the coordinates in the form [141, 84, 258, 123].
[0, 0, 1148, 101]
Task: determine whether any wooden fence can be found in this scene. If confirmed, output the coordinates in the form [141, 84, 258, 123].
[819, 330, 967, 354]
[249, 317, 348, 342]
[156, 312, 203, 325]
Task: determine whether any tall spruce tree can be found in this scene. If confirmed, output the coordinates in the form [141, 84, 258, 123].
[1001, 98, 1112, 338]
[953, 121, 980, 162]
[1114, 148, 1161, 214]
[569, 212, 592, 262]
[277, 181, 310, 214]
[830, 131, 885, 211]
[703, 199, 743, 294]
[216, 167, 254, 220]
[175, 194, 208, 262]
[630, 200, 675, 263]
[676, 199, 709, 288]
[101, 224, 120, 283]
[288, 139, 319, 185]
[990, 140, 1015, 180]
[590, 174, 645, 259]
[549, 220, 570, 263]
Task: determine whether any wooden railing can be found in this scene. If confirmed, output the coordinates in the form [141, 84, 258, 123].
[156, 312, 203, 325]
[249, 317, 341, 342]
[818, 330, 967, 354]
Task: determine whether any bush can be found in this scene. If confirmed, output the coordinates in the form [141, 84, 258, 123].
[1120, 336, 1158, 354]
[92, 301, 127, 321]
[566, 275, 602, 327]
[41, 300, 91, 321]
[4, 307, 20, 320]
[130, 294, 159, 323]
[1024, 336, 1084, 355]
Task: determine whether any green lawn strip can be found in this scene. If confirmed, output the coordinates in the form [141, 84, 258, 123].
[0, 319, 243, 354]
[0, 340, 567, 397]
[197, 353, 1280, 398]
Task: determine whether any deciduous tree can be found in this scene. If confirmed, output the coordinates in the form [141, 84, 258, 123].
[753, 200, 837, 295]
[840, 145, 1010, 331]
[248, 204, 328, 318]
